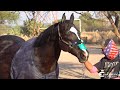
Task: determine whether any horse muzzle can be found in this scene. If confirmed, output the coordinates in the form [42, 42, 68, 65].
[78, 49, 89, 63]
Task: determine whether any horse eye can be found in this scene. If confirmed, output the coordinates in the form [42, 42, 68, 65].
[77, 40, 83, 44]
[74, 42, 77, 44]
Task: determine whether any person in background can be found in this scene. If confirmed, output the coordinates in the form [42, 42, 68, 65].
[84, 39, 120, 79]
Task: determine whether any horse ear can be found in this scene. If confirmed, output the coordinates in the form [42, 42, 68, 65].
[70, 13, 74, 23]
[61, 13, 66, 22]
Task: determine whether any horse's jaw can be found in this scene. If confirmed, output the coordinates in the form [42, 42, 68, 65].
[68, 48, 89, 63]
[77, 50, 89, 63]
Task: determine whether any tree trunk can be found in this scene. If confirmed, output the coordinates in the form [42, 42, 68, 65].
[103, 11, 120, 39]
[115, 15, 119, 28]
[31, 11, 37, 36]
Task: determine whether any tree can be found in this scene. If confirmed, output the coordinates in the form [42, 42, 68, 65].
[74, 11, 120, 39]
[22, 11, 52, 37]
[0, 11, 20, 35]
[77, 12, 108, 32]
[0, 11, 19, 24]
[102, 11, 120, 39]
[22, 19, 46, 37]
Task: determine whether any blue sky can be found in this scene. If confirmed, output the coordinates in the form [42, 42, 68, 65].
[18, 11, 84, 26]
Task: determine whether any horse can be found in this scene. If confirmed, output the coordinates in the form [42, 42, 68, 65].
[10, 13, 89, 79]
[0, 35, 25, 79]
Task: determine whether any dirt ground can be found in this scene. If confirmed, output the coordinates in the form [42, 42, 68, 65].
[58, 44, 104, 79]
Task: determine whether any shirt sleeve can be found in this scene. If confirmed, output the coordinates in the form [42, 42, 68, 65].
[94, 58, 104, 72]
[89, 66, 98, 73]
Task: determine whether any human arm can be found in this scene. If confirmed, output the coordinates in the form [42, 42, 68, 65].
[113, 77, 120, 79]
[84, 60, 98, 73]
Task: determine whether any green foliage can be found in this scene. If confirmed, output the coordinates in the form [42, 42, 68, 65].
[7, 26, 22, 35]
[22, 20, 46, 37]
[0, 11, 20, 35]
[78, 12, 109, 32]
[0, 11, 19, 24]
[0, 24, 10, 35]
[0, 24, 22, 36]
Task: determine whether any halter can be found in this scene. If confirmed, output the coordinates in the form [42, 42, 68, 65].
[57, 24, 87, 51]
[57, 24, 73, 51]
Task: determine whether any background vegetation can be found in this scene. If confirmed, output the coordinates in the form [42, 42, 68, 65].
[0, 11, 120, 44]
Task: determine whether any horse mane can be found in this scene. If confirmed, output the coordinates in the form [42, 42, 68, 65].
[33, 22, 59, 47]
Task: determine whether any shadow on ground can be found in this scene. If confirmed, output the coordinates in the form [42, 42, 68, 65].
[58, 62, 96, 79]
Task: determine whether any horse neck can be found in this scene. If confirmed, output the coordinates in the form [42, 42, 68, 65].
[33, 24, 61, 74]
[43, 25, 61, 59]
[34, 23, 59, 47]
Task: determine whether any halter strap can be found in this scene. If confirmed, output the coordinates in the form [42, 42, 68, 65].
[57, 24, 85, 51]
[57, 24, 73, 49]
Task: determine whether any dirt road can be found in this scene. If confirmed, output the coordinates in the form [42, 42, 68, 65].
[58, 45, 104, 79]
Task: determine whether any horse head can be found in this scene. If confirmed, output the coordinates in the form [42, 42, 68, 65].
[58, 13, 89, 63]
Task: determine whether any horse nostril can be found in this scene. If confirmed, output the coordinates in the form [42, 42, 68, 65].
[79, 50, 89, 63]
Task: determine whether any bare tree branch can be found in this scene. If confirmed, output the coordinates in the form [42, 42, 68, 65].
[114, 12, 119, 28]
[73, 11, 84, 16]
[103, 11, 120, 39]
